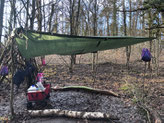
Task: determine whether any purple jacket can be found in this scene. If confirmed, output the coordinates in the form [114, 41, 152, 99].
[141, 48, 151, 58]
[0, 66, 8, 76]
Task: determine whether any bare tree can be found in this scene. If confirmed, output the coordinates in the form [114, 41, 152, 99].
[75, 0, 81, 35]
[92, 0, 98, 87]
[36, 0, 42, 32]
[25, 0, 29, 28]
[48, 4, 55, 32]
[0, 0, 5, 44]
[123, 0, 131, 70]
[100, 0, 112, 36]
[30, 0, 36, 30]
[69, 0, 81, 72]
[9, 0, 16, 117]
[111, 0, 118, 36]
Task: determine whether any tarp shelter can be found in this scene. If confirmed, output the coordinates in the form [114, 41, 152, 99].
[15, 29, 155, 59]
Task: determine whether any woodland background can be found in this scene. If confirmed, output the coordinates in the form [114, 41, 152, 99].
[0, 0, 163, 122]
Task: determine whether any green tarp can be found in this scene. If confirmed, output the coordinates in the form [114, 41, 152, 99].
[15, 30, 155, 59]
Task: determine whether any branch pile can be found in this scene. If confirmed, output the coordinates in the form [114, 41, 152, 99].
[0, 30, 38, 84]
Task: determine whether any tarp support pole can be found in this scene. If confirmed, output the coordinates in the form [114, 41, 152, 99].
[92, 52, 98, 87]
[69, 55, 74, 73]
[92, 53, 96, 71]
[10, 37, 15, 117]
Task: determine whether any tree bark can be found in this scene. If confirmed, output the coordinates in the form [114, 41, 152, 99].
[42, 0, 46, 31]
[25, 0, 29, 28]
[36, 0, 45, 66]
[129, 0, 132, 36]
[106, 16, 110, 36]
[123, 0, 131, 70]
[112, 0, 117, 36]
[0, 0, 5, 43]
[93, 0, 97, 36]
[36, 0, 42, 32]
[69, 0, 76, 72]
[30, 0, 36, 30]
[92, 0, 98, 87]
[148, 10, 153, 70]
[9, 0, 16, 34]
[75, 0, 81, 35]
[10, 37, 15, 117]
[48, 4, 55, 32]
[162, 12, 164, 23]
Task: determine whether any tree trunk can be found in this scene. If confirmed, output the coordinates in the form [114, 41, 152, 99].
[112, 0, 117, 36]
[106, 16, 110, 36]
[10, 38, 15, 117]
[0, 0, 5, 44]
[36, 0, 42, 32]
[148, 10, 153, 70]
[30, 0, 35, 30]
[9, 0, 16, 34]
[92, 0, 98, 70]
[161, 12, 164, 23]
[71, 0, 76, 65]
[69, 0, 76, 72]
[42, 0, 46, 31]
[123, 0, 131, 70]
[25, 0, 29, 28]
[92, 0, 98, 87]
[69, 54, 76, 73]
[36, 0, 45, 66]
[75, 0, 81, 35]
[142, 11, 145, 36]
[93, 0, 97, 36]
[8, 5, 16, 117]
[155, 29, 160, 75]
[48, 4, 55, 32]
[129, 0, 132, 36]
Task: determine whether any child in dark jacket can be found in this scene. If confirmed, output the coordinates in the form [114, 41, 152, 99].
[13, 62, 35, 92]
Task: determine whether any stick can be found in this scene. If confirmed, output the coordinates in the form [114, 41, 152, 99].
[137, 103, 162, 123]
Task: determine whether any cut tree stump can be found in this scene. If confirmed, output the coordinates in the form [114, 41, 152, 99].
[28, 109, 119, 120]
[51, 86, 119, 97]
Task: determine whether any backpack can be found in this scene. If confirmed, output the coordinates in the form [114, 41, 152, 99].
[141, 48, 151, 62]
[0, 66, 8, 76]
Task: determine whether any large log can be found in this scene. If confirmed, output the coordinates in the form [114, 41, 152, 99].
[51, 86, 119, 97]
[28, 109, 119, 120]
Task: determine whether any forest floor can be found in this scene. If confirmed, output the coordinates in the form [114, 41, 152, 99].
[0, 46, 163, 123]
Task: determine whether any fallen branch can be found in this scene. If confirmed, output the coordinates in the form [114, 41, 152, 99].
[137, 103, 162, 123]
[148, 108, 162, 123]
[51, 86, 119, 97]
[28, 109, 119, 120]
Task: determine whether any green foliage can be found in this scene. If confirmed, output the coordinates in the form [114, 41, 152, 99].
[120, 81, 134, 98]
[120, 82, 132, 92]
[120, 80, 146, 104]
